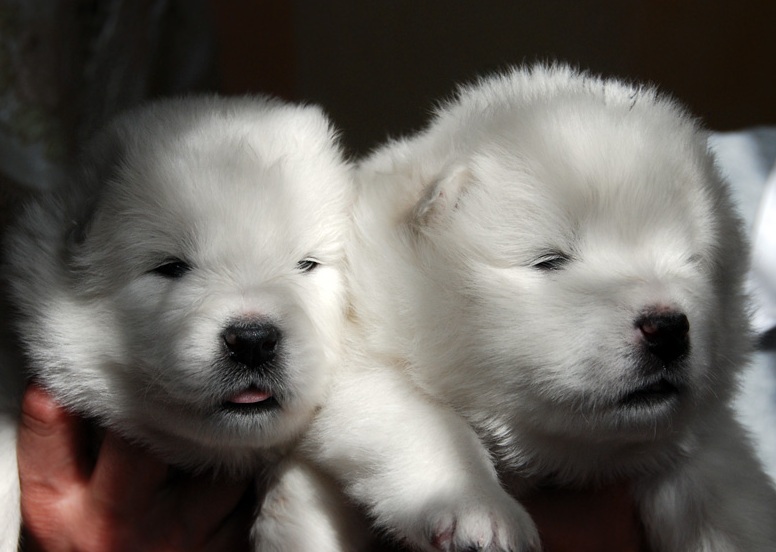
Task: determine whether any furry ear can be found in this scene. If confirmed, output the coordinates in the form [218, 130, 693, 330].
[64, 168, 107, 254]
[410, 165, 471, 228]
[64, 175, 101, 250]
[64, 130, 126, 257]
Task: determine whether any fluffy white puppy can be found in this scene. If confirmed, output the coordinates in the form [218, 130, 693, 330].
[347, 65, 776, 551]
[1, 96, 358, 551]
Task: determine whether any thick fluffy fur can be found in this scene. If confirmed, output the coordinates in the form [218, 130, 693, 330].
[1, 96, 359, 551]
[349, 65, 776, 551]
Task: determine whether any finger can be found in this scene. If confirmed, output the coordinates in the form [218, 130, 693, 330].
[175, 471, 256, 538]
[523, 483, 645, 552]
[89, 430, 169, 517]
[17, 383, 88, 492]
[197, 482, 256, 552]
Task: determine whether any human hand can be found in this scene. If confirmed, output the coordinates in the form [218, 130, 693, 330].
[522, 482, 648, 552]
[17, 383, 255, 552]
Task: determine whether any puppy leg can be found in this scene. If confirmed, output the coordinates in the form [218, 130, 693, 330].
[0, 417, 20, 552]
[253, 456, 372, 552]
[305, 359, 539, 552]
[638, 411, 776, 552]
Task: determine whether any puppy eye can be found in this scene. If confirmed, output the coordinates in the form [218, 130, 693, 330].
[296, 259, 320, 273]
[151, 259, 192, 279]
[687, 253, 703, 265]
[532, 252, 571, 271]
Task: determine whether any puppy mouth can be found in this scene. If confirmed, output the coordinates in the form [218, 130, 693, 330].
[619, 378, 682, 408]
[221, 387, 280, 414]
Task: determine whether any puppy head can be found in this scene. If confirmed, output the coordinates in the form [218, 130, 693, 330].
[405, 69, 751, 450]
[6, 96, 352, 471]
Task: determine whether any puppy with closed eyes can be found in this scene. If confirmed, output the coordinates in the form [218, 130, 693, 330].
[346, 65, 776, 551]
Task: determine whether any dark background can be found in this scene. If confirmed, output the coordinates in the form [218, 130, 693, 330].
[214, 1, 776, 155]
[1, 0, 774, 210]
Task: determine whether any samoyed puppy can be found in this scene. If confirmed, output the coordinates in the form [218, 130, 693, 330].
[347, 65, 776, 551]
[0, 96, 361, 551]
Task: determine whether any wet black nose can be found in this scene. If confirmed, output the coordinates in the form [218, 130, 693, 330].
[223, 323, 281, 368]
[636, 311, 690, 363]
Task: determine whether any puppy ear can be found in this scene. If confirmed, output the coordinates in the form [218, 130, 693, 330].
[64, 189, 98, 250]
[410, 165, 471, 228]
[65, 130, 126, 255]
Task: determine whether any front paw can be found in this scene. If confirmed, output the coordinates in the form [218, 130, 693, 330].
[410, 489, 539, 552]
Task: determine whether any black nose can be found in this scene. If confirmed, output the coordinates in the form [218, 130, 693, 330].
[636, 311, 690, 363]
[223, 323, 281, 368]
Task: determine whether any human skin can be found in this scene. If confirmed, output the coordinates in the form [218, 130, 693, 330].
[17, 384, 255, 552]
[522, 482, 648, 552]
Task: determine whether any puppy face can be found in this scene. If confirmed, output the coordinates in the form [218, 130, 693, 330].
[408, 87, 750, 449]
[7, 98, 351, 470]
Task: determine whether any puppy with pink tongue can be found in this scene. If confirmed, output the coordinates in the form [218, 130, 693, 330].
[1, 96, 363, 551]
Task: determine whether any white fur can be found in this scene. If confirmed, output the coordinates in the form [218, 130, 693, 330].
[346, 65, 776, 551]
[251, 458, 370, 551]
[304, 344, 541, 551]
[1, 96, 362, 551]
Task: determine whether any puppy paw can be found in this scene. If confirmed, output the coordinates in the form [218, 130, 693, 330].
[418, 491, 540, 552]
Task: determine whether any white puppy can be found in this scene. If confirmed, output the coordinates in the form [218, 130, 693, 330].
[1, 96, 359, 551]
[344, 65, 776, 551]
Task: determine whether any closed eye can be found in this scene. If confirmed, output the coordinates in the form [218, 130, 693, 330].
[532, 251, 571, 271]
[687, 253, 703, 265]
[296, 259, 320, 273]
[150, 258, 192, 279]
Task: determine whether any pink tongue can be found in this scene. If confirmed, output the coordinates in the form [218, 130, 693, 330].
[228, 389, 272, 404]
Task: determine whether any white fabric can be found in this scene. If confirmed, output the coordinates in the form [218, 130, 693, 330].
[711, 128, 776, 481]
[750, 166, 776, 333]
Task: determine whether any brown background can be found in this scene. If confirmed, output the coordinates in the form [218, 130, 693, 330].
[210, 1, 776, 156]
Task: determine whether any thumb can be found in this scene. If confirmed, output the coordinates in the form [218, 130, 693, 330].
[17, 384, 89, 494]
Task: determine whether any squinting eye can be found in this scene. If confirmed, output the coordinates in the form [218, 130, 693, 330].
[151, 259, 192, 279]
[532, 252, 571, 271]
[296, 259, 320, 273]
